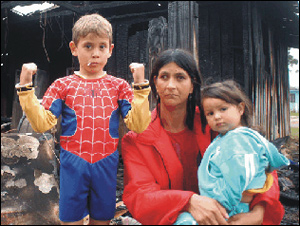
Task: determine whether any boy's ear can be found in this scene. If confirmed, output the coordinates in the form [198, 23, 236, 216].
[108, 44, 114, 58]
[69, 41, 78, 56]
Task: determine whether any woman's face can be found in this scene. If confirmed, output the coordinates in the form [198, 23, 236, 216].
[155, 62, 193, 110]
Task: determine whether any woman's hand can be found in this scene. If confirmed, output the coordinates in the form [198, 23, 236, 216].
[187, 194, 229, 225]
[227, 204, 265, 225]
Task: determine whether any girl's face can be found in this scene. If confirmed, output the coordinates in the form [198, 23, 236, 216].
[69, 33, 114, 78]
[154, 62, 193, 110]
[202, 97, 245, 135]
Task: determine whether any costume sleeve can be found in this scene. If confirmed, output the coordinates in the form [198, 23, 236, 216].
[122, 132, 194, 225]
[124, 87, 151, 133]
[250, 171, 285, 225]
[17, 89, 57, 133]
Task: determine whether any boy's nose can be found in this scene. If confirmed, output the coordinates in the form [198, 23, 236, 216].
[92, 49, 100, 57]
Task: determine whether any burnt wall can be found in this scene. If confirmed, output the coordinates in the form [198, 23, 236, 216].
[197, 2, 244, 85]
[2, 8, 167, 122]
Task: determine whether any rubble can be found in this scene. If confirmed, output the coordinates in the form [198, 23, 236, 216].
[274, 137, 299, 225]
[1, 127, 298, 225]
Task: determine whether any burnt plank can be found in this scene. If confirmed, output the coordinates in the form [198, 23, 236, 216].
[220, 6, 234, 80]
[198, 7, 210, 79]
[209, 6, 221, 80]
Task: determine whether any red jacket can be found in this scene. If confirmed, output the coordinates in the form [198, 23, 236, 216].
[121, 108, 284, 225]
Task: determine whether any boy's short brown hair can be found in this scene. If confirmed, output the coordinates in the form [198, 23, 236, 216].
[72, 13, 113, 45]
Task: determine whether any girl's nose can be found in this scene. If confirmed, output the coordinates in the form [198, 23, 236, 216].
[214, 112, 221, 119]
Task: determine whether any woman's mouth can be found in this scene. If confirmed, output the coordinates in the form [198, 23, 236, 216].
[165, 94, 177, 98]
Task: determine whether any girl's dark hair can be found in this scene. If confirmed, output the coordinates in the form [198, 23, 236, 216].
[149, 49, 203, 130]
[200, 80, 253, 133]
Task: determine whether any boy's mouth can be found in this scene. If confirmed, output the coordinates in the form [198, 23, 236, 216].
[87, 62, 99, 66]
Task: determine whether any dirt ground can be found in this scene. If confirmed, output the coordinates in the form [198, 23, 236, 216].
[278, 136, 299, 225]
[1, 116, 299, 225]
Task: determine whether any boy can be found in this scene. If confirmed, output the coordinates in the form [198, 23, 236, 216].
[15, 14, 151, 225]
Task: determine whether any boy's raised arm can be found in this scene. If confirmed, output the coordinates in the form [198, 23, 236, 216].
[124, 63, 151, 133]
[16, 63, 57, 133]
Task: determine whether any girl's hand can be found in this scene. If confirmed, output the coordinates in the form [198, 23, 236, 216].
[129, 63, 145, 84]
[227, 204, 265, 225]
[20, 63, 37, 85]
[187, 194, 229, 225]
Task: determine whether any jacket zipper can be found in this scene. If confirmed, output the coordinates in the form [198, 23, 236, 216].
[153, 147, 172, 189]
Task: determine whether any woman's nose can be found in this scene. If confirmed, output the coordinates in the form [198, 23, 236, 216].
[166, 77, 176, 89]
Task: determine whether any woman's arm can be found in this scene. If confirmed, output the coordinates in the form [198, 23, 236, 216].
[122, 132, 194, 225]
[228, 171, 284, 225]
[186, 194, 229, 225]
[249, 171, 284, 225]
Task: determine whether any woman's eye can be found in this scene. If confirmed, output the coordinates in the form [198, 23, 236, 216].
[221, 107, 227, 111]
[159, 75, 168, 80]
[177, 75, 185, 80]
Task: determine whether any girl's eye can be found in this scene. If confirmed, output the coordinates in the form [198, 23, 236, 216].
[206, 112, 213, 116]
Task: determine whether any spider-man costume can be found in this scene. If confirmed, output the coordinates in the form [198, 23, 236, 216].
[17, 73, 151, 221]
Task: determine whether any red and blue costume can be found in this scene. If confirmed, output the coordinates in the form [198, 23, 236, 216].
[18, 73, 151, 221]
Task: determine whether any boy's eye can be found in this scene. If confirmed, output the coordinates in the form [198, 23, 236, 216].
[85, 44, 92, 49]
[100, 45, 106, 49]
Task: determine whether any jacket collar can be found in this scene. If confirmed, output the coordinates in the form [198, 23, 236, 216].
[135, 107, 184, 189]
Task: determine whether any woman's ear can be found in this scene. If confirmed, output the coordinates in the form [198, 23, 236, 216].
[69, 41, 78, 56]
[190, 82, 194, 94]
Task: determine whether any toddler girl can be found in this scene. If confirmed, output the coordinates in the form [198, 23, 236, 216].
[175, 80, 289, 224]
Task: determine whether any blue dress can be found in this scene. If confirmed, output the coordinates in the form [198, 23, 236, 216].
[174, 127, 289, 225]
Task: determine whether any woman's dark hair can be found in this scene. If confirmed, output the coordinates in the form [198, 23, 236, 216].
[200, 80, 253, 132]
[149, 49, 203, 130]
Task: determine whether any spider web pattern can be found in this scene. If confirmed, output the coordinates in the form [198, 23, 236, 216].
[42, 74, 133, 163]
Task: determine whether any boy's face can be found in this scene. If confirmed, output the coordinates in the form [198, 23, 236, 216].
[69, 33, 114, 78]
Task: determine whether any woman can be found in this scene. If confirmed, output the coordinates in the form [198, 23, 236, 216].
[121, 49, 284, 225]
